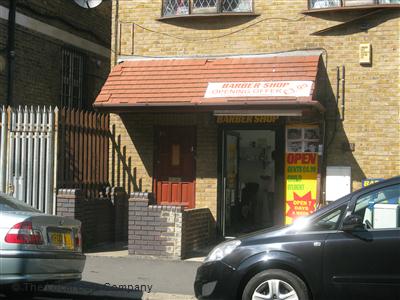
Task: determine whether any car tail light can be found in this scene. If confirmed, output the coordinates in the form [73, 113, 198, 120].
[75, 232, 81, 247]
[5, 221, 43, 245]
[75, 228, 82, 251]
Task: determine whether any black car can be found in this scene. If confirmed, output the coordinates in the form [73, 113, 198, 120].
[195, 176, 400, 300]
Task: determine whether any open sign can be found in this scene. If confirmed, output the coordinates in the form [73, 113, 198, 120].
[287, 153, 317, 165]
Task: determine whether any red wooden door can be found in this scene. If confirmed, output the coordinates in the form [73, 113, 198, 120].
[154, 127, 196, 208]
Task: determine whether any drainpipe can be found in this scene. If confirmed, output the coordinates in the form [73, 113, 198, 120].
[113, 0, 119, 66]
[6, 0, 17, 107]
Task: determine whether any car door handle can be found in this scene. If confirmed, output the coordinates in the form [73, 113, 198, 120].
[313, 242, 322, 247]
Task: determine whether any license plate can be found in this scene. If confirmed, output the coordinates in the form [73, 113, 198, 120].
[64, 233, 73, 249]
[49, 231, 74, 250]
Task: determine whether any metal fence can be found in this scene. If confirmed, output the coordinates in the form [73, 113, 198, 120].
[58, 108, 110, 199]
[0, 106, 110, 214]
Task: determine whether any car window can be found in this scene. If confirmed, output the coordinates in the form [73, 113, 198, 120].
[307, 205, 347, 232]
[354, 184, 400, 230]
[0, 193, 40, 212]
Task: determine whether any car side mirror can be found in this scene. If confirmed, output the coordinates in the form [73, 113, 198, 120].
[342, 214, 364, 231]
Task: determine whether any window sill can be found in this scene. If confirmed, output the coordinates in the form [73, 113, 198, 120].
[158, 12, 260, 21]
[303, 4, 400, 14]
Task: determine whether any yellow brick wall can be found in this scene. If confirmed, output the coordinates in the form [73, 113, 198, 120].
[109, 1, 400, 205]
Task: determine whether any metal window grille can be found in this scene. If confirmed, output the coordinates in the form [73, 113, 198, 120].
[222, 0, 252, 12]
[60, 48, 85, 109]
[163, 0, 190, 16]
[192, 0, 218, 13]
[162, 0, 252, 16]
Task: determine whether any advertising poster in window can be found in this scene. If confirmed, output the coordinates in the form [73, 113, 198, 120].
[285, 126, 319, 225]
[226, 135, 238, 189]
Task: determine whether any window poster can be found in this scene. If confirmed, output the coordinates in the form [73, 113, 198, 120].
[226, 135, 238, 189]
[285, 126, 320, 225]
[286, 127, 320, 153]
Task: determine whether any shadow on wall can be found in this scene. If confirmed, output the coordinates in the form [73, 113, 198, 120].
[110, 123, 139, 194]
[160, 14, 259, 30]
[109, 113, 154, 194]
[316, 56, 366, 193]
[311, 9, 399, 36]
[182, 208, 217, 259]
[111, 112, 218, 197]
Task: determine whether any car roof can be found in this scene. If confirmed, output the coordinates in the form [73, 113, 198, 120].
[349, 176, 399, 199]
[0, 192, 42, 213]
[311, 176, 400, 219]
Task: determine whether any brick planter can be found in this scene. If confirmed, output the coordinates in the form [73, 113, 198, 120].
[128, 192, 183, 258]
[182, 208, 216, 258]
[128, 193, 216, 259]
[57, 188, 128, 250]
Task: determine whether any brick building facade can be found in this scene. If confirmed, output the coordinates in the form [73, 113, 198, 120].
[95, 0, 399, 257]
[0, 0, 111, 108]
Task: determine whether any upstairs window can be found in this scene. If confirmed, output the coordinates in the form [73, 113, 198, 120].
[162, 0, 253, 17]
[61, 48, 85, 109]
[309, 0, 341, 8]
[309, 0, 400, 10]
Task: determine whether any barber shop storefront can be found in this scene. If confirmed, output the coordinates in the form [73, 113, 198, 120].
[95, 51, 326, 256]
[216, 113, 322, 237]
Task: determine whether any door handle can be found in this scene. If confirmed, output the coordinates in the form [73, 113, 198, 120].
[313, 242, 322, 247]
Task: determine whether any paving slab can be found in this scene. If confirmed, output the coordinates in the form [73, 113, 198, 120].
[83, 255, 202, 296]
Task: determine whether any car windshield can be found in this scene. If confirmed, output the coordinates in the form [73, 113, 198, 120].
[0, 193, 40, 213]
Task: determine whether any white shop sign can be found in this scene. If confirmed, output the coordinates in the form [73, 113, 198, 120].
[204, 81, 313, 98]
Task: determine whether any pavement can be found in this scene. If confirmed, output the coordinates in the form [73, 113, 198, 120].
[0, 244, 207, 300]
[82, 254, 202, 298]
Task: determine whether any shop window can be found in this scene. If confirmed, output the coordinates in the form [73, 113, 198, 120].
[309, 0, 400, 10]
[162, 0, 253, 17]
[60, 48, 85, 109]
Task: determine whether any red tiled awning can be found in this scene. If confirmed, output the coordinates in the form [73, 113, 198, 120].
[94, 53, 324, 112]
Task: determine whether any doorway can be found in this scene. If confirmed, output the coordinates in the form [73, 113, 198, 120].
[221, 129, 279, 237]
[153, 126, 196, 208]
